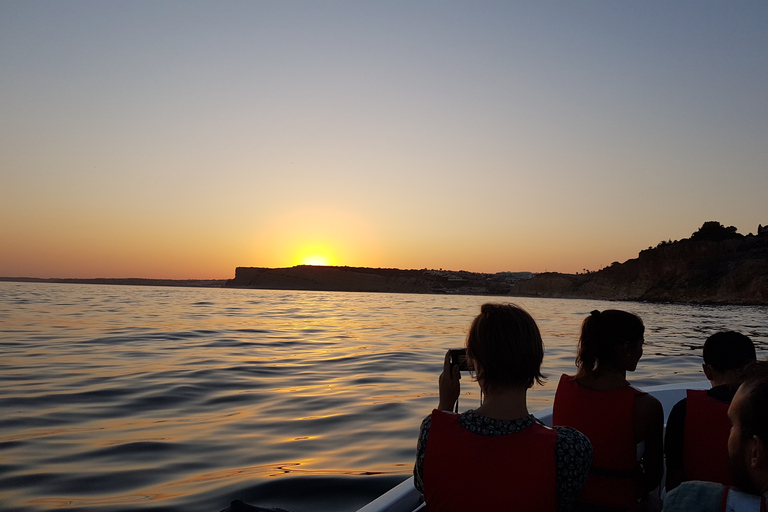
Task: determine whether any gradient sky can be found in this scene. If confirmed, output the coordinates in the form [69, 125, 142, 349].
[2, 1, 767, 279]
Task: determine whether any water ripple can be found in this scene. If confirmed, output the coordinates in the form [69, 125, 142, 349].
[0, 283, 766, 512]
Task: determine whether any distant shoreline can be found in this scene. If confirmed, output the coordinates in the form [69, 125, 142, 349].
[0, 277, 228, 288]
[0, 267, 533, 296]
[224, 265, 533, 296]
[4, 220, 767, 306]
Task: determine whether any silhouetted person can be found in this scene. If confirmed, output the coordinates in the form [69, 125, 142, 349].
[663, 361, 768, 511]
[414, 303, 592, 511]
[553, 309, 664, 512]
[665, 331, 757, 491]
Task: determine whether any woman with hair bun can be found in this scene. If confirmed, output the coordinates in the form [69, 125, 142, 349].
[553, 310, 664, 512]
[414, 303, 593, 512]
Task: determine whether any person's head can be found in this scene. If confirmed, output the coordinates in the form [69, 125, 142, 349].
[727, 361, 768, 495]
[575, 309, 645, 377]
[702, 331, 756, 384]
[465, 303, 544, 393]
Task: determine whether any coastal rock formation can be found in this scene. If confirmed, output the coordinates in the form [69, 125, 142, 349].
[509, 222, 768, 305]
[225, 222, 767, 304]
[225, 266, 531, 295]
[226, 266, 436, 293]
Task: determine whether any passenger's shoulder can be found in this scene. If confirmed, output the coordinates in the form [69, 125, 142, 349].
[670, 396, 687, 411]
[635, 390, 664, 416]
[553, 426, 592, 448]
[552, 426, 593, 471]
[667, 396, 687, 423]
[419, 414, 433, 436]
[663, 481, 724, 512]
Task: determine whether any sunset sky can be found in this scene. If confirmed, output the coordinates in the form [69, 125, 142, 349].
[2, 1, 767, 279]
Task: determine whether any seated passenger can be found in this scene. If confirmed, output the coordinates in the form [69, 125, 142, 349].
[553, 309, 664, 512]
[664, 331, 757, 491]
[662, 361, 768, 512]
[413, 303, 592, 512]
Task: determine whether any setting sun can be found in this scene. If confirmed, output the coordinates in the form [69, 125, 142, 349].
[254, 207, 382, 269]
[291, 241, 339, 267]
[302, 255, 330, 266]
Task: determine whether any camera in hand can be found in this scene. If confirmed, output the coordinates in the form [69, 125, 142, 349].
[449, 348, 472, 372]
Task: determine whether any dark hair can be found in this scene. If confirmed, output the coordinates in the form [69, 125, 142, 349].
[465, 303, 545, 392]
[703, 331, 756, 371]
[738, 361, 768, 444]
[576, 309, 644, 376]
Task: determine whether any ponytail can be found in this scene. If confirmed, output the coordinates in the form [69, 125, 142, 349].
[575, 310, 602, 375]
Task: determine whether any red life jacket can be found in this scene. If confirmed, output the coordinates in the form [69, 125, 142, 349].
[553, 374, 642, 510]
[423, 409, 559, 512]
[684, 389, 733, 485]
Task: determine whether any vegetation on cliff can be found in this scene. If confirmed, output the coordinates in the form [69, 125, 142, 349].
[509, 222, 768, 305]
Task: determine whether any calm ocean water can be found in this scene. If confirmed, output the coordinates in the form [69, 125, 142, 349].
[1, 282, 767, 512]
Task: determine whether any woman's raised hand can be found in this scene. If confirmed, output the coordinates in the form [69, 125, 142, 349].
[437, 349, 461, 411]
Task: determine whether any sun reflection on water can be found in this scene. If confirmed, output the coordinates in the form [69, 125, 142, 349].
[2, 283, 766, 512]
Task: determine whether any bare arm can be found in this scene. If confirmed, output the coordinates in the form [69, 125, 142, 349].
[634, 392, 665, 493]
[437, 349, 461, 411]
[663, 399, 687, 491]
[416, 351, 459, 492]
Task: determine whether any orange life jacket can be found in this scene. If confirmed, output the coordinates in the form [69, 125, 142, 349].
[423, 409, 559, 512]
[684, 389, 733, 485]
[553, 373, 642, 510]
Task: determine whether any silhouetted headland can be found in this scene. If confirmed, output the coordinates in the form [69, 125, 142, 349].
[227, 222, 768, 304]
[508, 221, 768, 305]
[225, 266, 533, 295]
[5, 221, 765, 304]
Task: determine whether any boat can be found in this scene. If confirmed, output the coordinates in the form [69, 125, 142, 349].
[355, 380, 711, 512]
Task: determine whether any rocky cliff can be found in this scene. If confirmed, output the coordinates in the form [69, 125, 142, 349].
[226, 266, 436, 293]
[509, 222, 768, 305]
[225, 266, 530, 295]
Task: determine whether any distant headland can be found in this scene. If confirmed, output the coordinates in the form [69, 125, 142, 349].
[225, 265, 534, 295]
[507, 221, 768, 305]
[226, 221, 768, 305]
[3, 221, 766, 305]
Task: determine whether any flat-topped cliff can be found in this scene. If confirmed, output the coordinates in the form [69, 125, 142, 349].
[509, 222, 768, 305]
[225, 266, 532, 295]
[7, 222, 763, 304]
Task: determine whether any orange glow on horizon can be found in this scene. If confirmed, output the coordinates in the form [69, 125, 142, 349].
[291, 241, 339, 267]
[301, 255, 331, 266]
[253, 206, 380, 270]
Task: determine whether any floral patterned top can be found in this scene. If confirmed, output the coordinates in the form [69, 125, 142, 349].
[414, 410, 593, 512]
